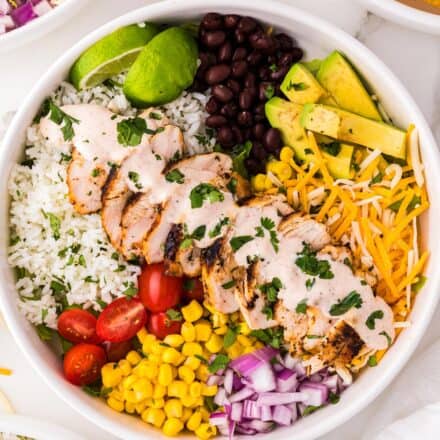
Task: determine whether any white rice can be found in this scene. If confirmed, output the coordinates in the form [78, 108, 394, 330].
[7, 75, 215, 329]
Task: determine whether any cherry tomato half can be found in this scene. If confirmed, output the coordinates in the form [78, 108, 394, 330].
[63, 343, 107, 386]
[57, 309, 99, 344]
[147, 312, 182, 340]
[183, 278, 204, 302]
[96, 297, 147, 343]
[138, 263, 183, 313]
[104, 340, 133, 363]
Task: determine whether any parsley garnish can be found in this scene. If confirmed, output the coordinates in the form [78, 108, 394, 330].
[366, 310, 384, 330]
[295, 299, 307, 314]
[209, 217, 230, 238]
[370, 172, 383, 185]
[128, 171, 142, 190]
[36, 324, 54, 341]
[165, 169, 185, 184]
[265, 84, 275, 99]
[250, 327, 284, 349]
[229, 235, 254, 252]
[117, 117, 156, 146]
[149, 112, 162, 120]
[259, 277, 283, 319]
[303, 405, 322, 416]
[329, 291, 363, 316]
[166, 308, 183, 322]
[41, 99, 79, 141]
[180, 225, 206, 249]
[380, 331, 392, 346]
[305, 278, 315, 290]
[223, 326, 238, 348]
[295, 243, 334, 279]
[388, 195, 421, 213]
[227, 177, 237, 194]
[42, 210, 61, 240]
[329, 392, 340, 404]
[208, 354, 230, 373]
[320, 141, 341, 157]
[189, 183, 224, 209]
[367, 355, 378, 367]
[122, 282, 138, 298]
[91, 168, 101, 178]
[254, 217, 279, 252]
[221, 280, 236, 289]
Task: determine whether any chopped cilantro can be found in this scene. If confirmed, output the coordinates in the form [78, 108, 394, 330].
[165, 168, 185, 184]
[250, 327, 284, 349]
[259, 277, 283, 320]
[303, 405, 322, 416]
[180, 224, 206, 249]
[365, 310, 384, 330]
[149, 111, 162, 120]
[223, 326, 238, 348]
[128, 171, 142, 190]
[190, 183, 224, 208]
[166, 308, 183, 322]
[36, 324, 53, 341]
[208, 354, 230, 373]
[123, 282, 138, 298]
[329, 291, 363, 316]
[227, 177, 237, 194]
[367, 355, 378, 367]
[221, 280, 236, 289]
[91, 168, 101, 178]
[117, 117, 155, 146]
[42, 210, 61, 240]
[380, 331, 392, 346]
[295, 299, 308, 314]
[209, 217, 230, 238]
[320, 141, 341, 157]
[229, 235, 254, 252]
[264, 84, 275, 99]
[295, 243, 334, 279]
[41, 99, 79, 141]
[305, 278, 315, 290]
[329, 392, 340, 404]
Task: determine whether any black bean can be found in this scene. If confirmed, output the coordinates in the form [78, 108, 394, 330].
[244, 72, 257, 89]
[237, 111, 253, 127]
[239, 88, 255, 110]
[202, 30, 227, 48]
[274, 32, 294, 51]
[245, 158, 264, 175]
[249, 32, 272, 51]
[201, 13, 223, 31]
[247, 50, 263, 67]
[267, 55, 277, 65]
[206, 115, 228, 128]
[258, 66, 271, 81]
[189, 79, 207, 93]
[242, 127, 252, 141]
[231, 125, 244, 144]
[237, 17, 257, 33]
[231, 60, 247, 78]
[271, 65, 289, 81]
[234, 29, 247, 44]
[220, 102, 239, 118]
[217, 126, 235, 147]
[263, 128, 282, 151]
[290, 47, 304, 63]
[224, 14, 240, 29]
[252, 123, 266, 140]
[206, 97, 220, 114]
[205, 64, 231, 85]
[278, 52, 294, 67]
[251, 141, 268, 161]
[211, 84, 234, 103]
[198, 52, 215, 71]
[218, 41, 233, 62]
[232, 47, 247, 61]
[258, 82, 274, 101]
[226, 78, 241, 94]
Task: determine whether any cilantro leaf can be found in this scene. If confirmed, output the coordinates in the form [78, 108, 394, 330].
[365, 310, 384, 330]
[41, 99, 79, 141]
[286, 81, 308, 92]
[295, 299, 307, 314]
[165, 169, 185, 184]
[230, 235, 254, 252]
[329, 291, 363, 316]
[221, 280, 236, 289]
[295, 243, 334, 279]
[223, 327, 237, 348]
[320, 141, 341, 157]
[250, 327, 284, 349]
[380, 331, 392, 346]
[209, 217, 230, 238]
[190, 183, 224, 209]
[166, 308, 183, 322]
[117, 117, 155, 146]
[208, 354, 230, 373]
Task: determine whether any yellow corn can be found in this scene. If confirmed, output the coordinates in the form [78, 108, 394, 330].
[162, 347, 182, 366]
[184, 356, 201, 371]
[148, 353, 162, 365]
[237, 335, 252, 347]
[189, 381, 202, 398]
[107, 397, 124, 412]
[126, 350, 142, 366]
[168, 380, 188, 399]
[196, 364, 210, 382]
[178, 365, 196, 384]
[182, 342, 203, 357]
[182, 407, 193, 423]
[101, 363, 122, 388]
[151, 397, 165, 409]
[153, 384, 166, 399]
[201, 384, 218, 397]
[181, 322, 196, 342]
[125, 401, 136, 414]
[280, 146, 294, 163]
[151, 342, 165, 355]
[252, 173, 267, 192]
[142, 407, 166, 428]
[109, 389, 123, 401]
[195, 423, 217, 440]
[122, 375, 137, 390]
[162, 418, 184, 437]
[243, 346, 256, 354]
[194, 321, 212, 342]
[182, 300, 204, 322]
[187, 410, 203, 432]
[267, 160, 292, 181]
[164, 334, 184, 348]
[212, 311, 228, 327]
[141, 362, 158, 380]
[135, 401, 147, 414]
[164, 399, 183, 419]
[238, 321, 251, 335]
[132, 378, 153, 399]
[118, 359, 132, 376]
[181, 395, 198, 408]
[137, 327, 149, 344]
[158, 364, 173, 386]
[199, 407, 211, 422]
[205, 334, 223, 353]
[227, 341, 243, 359]
[214, 325, 228, 335]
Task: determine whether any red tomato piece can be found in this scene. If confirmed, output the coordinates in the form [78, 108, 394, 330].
[183, 278, 204, 302]
[96, 297, 147, 343]
[63, 343, 107, 386]
[147, 312, 182, 340]
[138, 263, 183, 313]
[104, 340, 133, 363]
[57, 309, 99, 344]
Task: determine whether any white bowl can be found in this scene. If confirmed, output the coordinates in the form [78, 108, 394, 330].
[0, 1, 439, 439]
[356, 0, 440, 35]
[0, 0, 88, 52]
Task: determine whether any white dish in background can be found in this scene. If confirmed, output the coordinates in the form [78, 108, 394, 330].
[0, 414, 83, 440]
[0, 0, 88, 52]
[356, 0, 440, 35]
[0, 0, 439, 439]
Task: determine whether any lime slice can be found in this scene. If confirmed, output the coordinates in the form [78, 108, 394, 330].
[69, 23, 159, 90]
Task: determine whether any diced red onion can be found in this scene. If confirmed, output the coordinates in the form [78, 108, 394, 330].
[223, 369, 233, 395]
[230, 402, 243, 422]
[322, 375, 338, 391]
[276, 369, 297, 393]
[214, 387, 227, 407]
[299, 382, 329, 407]
[33, 0, 52, 16]
[273, 362, 285, 372]
[240, 420, 275, 433]
[207, 374, 223, 386]
[0, 14, 14, 28]
[0, 0, 10, 14]
[10, 2, 38, 27]
[248, 362, 276, 392]
[235, 425, 256, 435]
[261, 405, 272, 421]
[230, 353, 261, 375]
[295, 362, 307, 377]
[257, 391, 308, 406]
[209, 412, 228, 426]
[272, 405, 292, 426]
[253, 346, 278, 362]
[232, 373, 244, 392]
[229, 386, 255, 403]
[283, 353, 299, 369]
[310, 373, 323, 382]
[242, 399, 261, 419]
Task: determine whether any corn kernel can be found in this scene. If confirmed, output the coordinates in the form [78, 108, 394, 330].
[101, 363, 122, 388]
[163, 334, 184, 348]
[151, 397, 165, 409]
[203, 300, 215, 314]
[153, 384, 166, 399]
[137, 327, 149, 344]
[201, 384, 218, 397]
[186, 410, 202, 432]
[122, 375, 137, 390]
[199, 407, 210, 422]
[182, 342, 203, 357]
[182, 300, 204, 323]
[158, 364, 173, 386]
[255, 341, 264, 349]
[124, 389, 140, 404]
[212, 311, 227, 328]
[142, 362, 158, 380]
[205, 334, 223, 353]
[183, 357, 199, 372]
[269, 160, 292, 181]
[109, 389, 123, 401]
[162, 347, 182, 365]
[168, 380, 188, 399]
[194, 321, 212, 342]
[148, 353, 161, 365]
[142, 407, 165, 428]
[181, 322, 196, 342]
[162, 418, 184, 437]
[189, 381, 202, 398]
[264, 175, 274, 189]
[182, 407, 193, 423]
[164, 399, 183, 419]
[252, 173, 267, 192]
[133, 378, 153, 399]
[107, 397, 124, 412]
[238, 321, 251, 335]
[196, 364, 209, 382]
[118, 359, 132, 376]
[135, 401, 147, 414]
[195, 423, 217, 440]
[280, 146, 294, 163]
[151, 342, 165, 355]
[227, 341, 243, 359]
[142, 334, 157, 354]
[181, 395, 198, 408]
[126, 350, 142, 366]
[243, 346, 255, 354]
[214, 325, 228, 335]
[178, 365, 195, 384]
[125, 401, 136, 414]
[237, 335, 252, 347]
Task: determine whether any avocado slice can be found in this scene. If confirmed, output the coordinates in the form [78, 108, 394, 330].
[316, 51, 382, 121]
[281, 63, 326, 105]
[302, 59, 323, 75]
[265, 97, 353, 178]
[301, 104, 406, 159]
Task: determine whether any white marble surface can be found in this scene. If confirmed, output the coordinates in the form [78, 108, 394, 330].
[0, 0, 439, 439]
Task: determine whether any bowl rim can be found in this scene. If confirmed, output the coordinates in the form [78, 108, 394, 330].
[0, 0, 89, 52]
[1, 0, 440, 439]
[355, 0, 440, 35]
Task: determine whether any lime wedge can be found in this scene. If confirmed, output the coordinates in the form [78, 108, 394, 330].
[69, 23, 159, 90]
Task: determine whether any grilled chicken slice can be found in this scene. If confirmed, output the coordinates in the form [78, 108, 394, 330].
[67, 148, 110, 214]
[102, 125, 184, 253]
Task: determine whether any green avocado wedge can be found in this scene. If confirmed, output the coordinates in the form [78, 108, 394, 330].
[69, 24, 160, 90]
[123, 27, 198, 107]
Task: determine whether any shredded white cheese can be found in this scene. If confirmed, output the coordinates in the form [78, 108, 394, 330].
[409, 127, 424, 187]
[359, 149, 382, 173]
